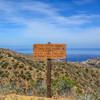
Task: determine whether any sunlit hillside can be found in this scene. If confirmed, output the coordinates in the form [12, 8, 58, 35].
[0, 49, 100, 100]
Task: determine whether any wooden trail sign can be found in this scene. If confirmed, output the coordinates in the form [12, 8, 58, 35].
[33, 42, 66, 98]
[33, 43, 66, 59]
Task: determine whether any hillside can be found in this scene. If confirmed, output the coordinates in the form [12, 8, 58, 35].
[86, 58, 100, 68]
[0, 48, 100, 99]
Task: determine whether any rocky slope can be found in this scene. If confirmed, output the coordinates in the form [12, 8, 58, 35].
[86, 58, 100, 68]
[0, 48, 100, 99]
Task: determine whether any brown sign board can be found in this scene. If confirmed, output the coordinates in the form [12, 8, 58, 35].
[33, 44, 66, 59]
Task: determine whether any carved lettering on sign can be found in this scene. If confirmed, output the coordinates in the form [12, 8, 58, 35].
[33, 44, 66, 59]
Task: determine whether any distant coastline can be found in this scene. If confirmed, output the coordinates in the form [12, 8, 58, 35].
[0, 47, 100, 62]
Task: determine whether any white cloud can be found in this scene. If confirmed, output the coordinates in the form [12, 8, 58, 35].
[0, 0, 99, 26]
[0, 0, 100, 47]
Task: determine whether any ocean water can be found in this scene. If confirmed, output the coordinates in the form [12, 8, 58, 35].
[9, 48, 100, 62]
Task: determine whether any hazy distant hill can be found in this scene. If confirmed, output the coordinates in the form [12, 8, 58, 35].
[0, 48, 100, 99]
[86, 58, 100, 68]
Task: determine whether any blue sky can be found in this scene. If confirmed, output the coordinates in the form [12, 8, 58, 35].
[0, 0, 100, 48]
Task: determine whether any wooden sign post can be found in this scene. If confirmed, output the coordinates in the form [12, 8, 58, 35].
[47, 42, 52, 98]
[47, 58, 51, 97]
[33, 42, 66, 98]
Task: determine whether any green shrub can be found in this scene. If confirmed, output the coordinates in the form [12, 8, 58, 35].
[7, 53, 12, 57]
[13, 63, 19, 69]
[85, 68, 89, 73]
[0, 70, 4, 75]
[19, 64, 24, 68]
[14, 71, 19, 76]
[1, 71, 9, 77]
[51, 76, 77, 95]
[38, 88, 46, 96]
[20, 74, 26, 80]
[77, 94, 96, 100]
[0, 55, 3, 59]
[1, 62, 9, 69]
[26, 71, 32, 80]
[12, 59, 14, 62]
[24, 67, 27, 70]
[29, 80, 37, 88]
[76, 87, 83, 94]
[13, 56, 25, 64]
[8, 67, 12, 70]
[29, 67, 33, 70]
[54, 72, 59, 77]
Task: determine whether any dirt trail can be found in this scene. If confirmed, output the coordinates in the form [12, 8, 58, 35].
[0, 94, 74, 100]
